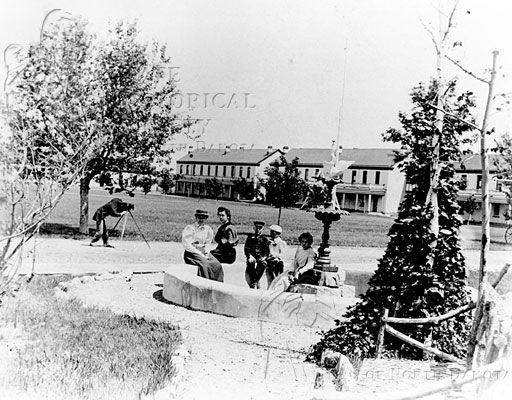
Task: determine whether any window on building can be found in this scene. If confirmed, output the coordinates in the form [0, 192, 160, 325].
[207, 165, 211, 176]
[200, 165, 203, 176]
[186, 165, 189, 175]
[351, 170, 357, 184]
[305, 169, 309, 180]
[362, 171, 368, 184]
[215, 166, 218, 176]
[180, 164, 183, 174]
[375, 171, 381, 185]
[231, 166, 236, 177]
[239, 167, 243, 177]
[496, 181, 503, 191]
[223, 166, 227, 177]
[492, 203, 501, 218]
[460, 174, 468, 190]
[476, 175, 482, 189]
[247, 167, 251, 178]
[315, 169, 320, 177]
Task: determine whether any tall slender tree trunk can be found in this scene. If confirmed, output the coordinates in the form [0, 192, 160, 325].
[425, 3, 449, 270]
[478, 50, 499, 295]
[466, 50, 499, 370]
[277, 207, 282, 226]
[79, 176, 92, 235]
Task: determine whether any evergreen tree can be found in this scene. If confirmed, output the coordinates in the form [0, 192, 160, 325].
[310, 80, 475, 360]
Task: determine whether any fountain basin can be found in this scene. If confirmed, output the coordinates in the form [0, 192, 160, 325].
[163, 264, 359, 329]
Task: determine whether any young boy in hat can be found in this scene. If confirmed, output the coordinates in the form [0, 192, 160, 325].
[182, 209, 224, 282]
[244, 220, 270, 289]
[265, 225, 287, 288]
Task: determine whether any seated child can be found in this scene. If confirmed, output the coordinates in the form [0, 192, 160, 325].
[268, 232, 316, 292]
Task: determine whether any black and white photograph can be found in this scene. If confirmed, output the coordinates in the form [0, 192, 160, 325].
[1, 1, 512, 399]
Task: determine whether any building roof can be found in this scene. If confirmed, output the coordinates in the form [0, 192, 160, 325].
[455, 154, 503, 172]
[177, 148, 283, 165]
[284, 148, 399, 169]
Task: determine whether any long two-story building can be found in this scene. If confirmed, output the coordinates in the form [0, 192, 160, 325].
[174, 146, 283, 199]
[175, 146, 510, 223]
[284, 148, 405, 214]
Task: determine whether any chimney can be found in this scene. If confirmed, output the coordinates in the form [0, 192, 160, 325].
[267, 145, 273, 154]
[187, 145, 194, 154]
[224, 145, 231, 154]
[282, 146, 289, 153]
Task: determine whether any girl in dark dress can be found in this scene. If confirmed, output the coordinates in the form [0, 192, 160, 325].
[210, 207, 239, 264]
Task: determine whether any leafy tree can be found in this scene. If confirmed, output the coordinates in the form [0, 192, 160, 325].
[494, 133, 512, 179]
[130, 174, 156, 195]
[1, 17, 96, 290]
[205, 178, 223, 200]
[263, 156, 308, 225]
[309, 80, 475, 361]
[461, 193, 478, 224]
[157, 170, 182, 195]
[7, 19, 192, 234]
[301, 183, 329, 210]
[232, 177, 257, 200]
[76, 21, 192, 233]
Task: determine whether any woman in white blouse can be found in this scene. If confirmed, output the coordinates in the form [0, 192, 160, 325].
[182, 209, 224, 282]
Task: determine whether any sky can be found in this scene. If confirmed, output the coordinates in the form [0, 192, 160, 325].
[1, 0, 512, 152]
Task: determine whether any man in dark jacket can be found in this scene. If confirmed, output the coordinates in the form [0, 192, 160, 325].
[90, 198, 134, 247]
[244, 220, 270, 289]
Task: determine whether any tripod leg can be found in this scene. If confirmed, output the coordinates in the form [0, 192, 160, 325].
[111, 215, 124, 232]
[129, 211, 151, 249]
[121, 213, 128, 241]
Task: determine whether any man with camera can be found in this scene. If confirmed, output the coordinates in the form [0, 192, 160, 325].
[90, 198, 134, 248]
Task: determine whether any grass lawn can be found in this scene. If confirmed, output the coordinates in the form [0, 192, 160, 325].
[41, 186, 396, 247]
[0, 276, 181, 400]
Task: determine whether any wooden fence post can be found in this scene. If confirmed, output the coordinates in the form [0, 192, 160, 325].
[375, 308, 388, 359]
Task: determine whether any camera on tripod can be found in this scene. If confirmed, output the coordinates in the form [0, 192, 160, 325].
[119, 202, 135, 213]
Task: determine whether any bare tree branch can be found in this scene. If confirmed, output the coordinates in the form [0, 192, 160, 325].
[420, 19, 440, 54]
[427, 102, 480, 130]
[445, 54, 488, 84]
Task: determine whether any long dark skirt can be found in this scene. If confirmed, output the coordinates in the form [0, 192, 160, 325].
[184, 251, 224, 282]
[209, 247, 236, 264]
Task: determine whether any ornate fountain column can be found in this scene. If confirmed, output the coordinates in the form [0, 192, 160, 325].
[312, 179, 347, 288]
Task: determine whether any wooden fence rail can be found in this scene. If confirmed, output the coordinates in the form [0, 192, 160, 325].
[375, 263, 510, 361]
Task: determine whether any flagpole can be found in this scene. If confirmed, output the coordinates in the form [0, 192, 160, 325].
[335, 43, 348, 161]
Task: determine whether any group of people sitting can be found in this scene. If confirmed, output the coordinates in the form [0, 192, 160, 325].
[181, 207, 318, 291]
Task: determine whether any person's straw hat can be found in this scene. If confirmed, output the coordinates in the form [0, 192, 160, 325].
[195, 209, 209, 218]
[269, 225, 282, 234]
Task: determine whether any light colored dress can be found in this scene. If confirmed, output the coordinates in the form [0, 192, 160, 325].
[292, 246, 317, 276]
[268, 246, 316, 292]
[182, 223, 223, 282]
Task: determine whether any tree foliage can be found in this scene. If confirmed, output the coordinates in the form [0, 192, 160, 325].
[204, 178, 223, 200]
[302, 183, 329, 210]
[494, 133, 512, 180]
[232, 177, 257, 200]
[310, 80, 475, 361]
[5, 19, 192, 233]
[1, 18, 97, 290]
[263, 156, 308, 224]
